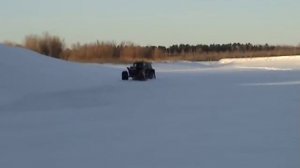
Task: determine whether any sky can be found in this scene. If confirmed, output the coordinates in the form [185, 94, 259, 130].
[1, 0, 299, 46]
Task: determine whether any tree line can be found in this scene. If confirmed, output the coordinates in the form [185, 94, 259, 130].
[6, 33, 300, 63]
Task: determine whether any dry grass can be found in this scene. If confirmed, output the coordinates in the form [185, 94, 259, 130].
[4, 33, 300, 63]
[24, 33, 65, 58]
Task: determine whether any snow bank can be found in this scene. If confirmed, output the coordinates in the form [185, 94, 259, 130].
[220, 56, 300, 70]
[0, 45, 120, 104]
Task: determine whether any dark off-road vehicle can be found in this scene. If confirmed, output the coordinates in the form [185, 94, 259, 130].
[122, 61, 156, 80]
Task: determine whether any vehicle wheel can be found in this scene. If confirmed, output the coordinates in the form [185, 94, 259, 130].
[150, 70, 156, 79]
[122, 71, 129, 80]
[148, 71, 154, 79]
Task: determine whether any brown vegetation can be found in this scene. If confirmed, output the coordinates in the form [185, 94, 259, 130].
[24, 33, 65, 58]
[5, 33, 300, 63]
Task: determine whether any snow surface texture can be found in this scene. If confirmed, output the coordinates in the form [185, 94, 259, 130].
[0, 44, 300, 168]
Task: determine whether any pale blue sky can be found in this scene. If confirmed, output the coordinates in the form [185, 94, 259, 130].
[1, 0, 299, 46]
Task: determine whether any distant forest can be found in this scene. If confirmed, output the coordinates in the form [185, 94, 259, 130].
[4, 33, 300, 63]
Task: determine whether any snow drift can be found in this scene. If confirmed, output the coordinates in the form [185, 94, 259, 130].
[0, 44, 299, 168]
[220, 56, 300, 70]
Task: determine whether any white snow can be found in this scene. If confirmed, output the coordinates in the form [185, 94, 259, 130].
[220, 56, 300, 71]
[0, 44, 300, 168]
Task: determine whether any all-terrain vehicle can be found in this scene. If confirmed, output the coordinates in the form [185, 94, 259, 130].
[122, 61, 156, 80]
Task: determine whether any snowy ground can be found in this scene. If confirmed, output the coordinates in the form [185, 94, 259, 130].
[0, 44, 300, 168]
